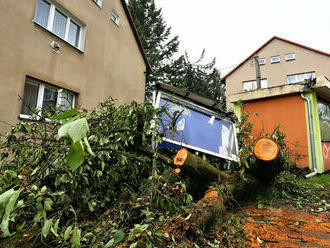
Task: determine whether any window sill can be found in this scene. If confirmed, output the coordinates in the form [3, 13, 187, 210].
[33, 21, 85, 54]
[19, 114, 51, 122]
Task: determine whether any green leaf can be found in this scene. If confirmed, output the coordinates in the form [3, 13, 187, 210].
[113, 229, 125, 244]
[67, 142, 85, 172]
[72, 227, 81, 247]
[0, 190, 20, 237]
[42, 218, 53, 238]
[64, 226, 72, 241]
[44, 198, 53, 211]
[84, 137, 95, 157]
[104, 239, 115, 248]
[51, 218, 60, 237]
[58, 118, 89, 143]
[50, 109, 79, 120]
[68, 118, 89, 143]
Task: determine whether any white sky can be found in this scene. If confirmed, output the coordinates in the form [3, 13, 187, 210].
[154, 0, 330, 75]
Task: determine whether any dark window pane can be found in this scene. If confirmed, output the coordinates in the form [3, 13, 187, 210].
[318, 98, 330, 141]
[53, 9, 67, 39]
[68, 21, 80, 47]
[35, 0, 50, 27]
[21, 80, 39, 115]
[42, 87, 58, 112]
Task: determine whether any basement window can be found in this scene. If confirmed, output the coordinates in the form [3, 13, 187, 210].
[34, 0, 86, 50]
[243, 79, 268, 91]
[270, 55, 280, 63]
[20, 77, 75, 119]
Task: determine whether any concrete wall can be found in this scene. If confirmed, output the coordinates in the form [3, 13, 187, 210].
[0, 0, 146, 131]
[242, 94, 310, 168]
[226, 38, 330, 110]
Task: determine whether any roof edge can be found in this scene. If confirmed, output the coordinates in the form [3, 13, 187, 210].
[120, 0, 151, 71]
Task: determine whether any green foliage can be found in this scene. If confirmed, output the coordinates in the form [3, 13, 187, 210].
[128, 0, 227, 110]
[0, 99, 168, 247]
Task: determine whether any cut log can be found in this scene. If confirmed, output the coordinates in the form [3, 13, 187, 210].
[253, 137, 279, 161]
[174, 148, 230, 182]
[252, 137, 283, 182]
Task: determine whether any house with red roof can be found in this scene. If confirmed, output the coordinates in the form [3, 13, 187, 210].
[221, 36, 330, 174]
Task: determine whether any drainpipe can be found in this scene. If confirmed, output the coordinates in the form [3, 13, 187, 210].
[301, 93, 318, 178]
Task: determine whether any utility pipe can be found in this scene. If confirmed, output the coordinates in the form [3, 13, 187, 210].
[301, 93, 318, 178]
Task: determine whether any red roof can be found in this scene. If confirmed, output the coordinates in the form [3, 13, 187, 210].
[221, 36, 330, 81]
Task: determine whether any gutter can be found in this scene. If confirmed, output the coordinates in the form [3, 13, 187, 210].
[301, 93, 318, 178]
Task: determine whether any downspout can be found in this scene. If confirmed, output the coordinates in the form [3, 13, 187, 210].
[301, 93, 318, 178]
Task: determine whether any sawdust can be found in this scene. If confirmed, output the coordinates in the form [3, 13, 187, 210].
[242, 205, 330, 248]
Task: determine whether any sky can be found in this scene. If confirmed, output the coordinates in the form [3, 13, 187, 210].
[154, 0, 330, 76]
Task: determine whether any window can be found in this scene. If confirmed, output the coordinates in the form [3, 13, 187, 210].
[285, 53, 295, 61]
[111, 11, 120, 26]
[243, 79, 268, 91]
[270, 55, 280, 63]
[287, 72, 316, 84]
[258, 58, 266, 65]
[93, 0, 103, 7]
[34, 0, 85, 50]
[318, 98, 330, 141]
[20, 77, 75, 118]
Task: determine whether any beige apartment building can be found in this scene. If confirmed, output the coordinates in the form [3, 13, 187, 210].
[223, 36, 330, 109]
[0, 0, 150, 131]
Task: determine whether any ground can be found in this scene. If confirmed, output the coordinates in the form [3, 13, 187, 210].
[240, 204, 330, 248]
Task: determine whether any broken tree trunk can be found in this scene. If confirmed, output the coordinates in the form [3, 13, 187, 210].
[173, 148, 230, 198]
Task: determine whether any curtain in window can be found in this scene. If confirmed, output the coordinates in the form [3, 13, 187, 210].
[58, 91, 74, 111]
[35, 0, 50, 27]
[68, 21, 80, 47]
[318, 99, 330, 141]
[53, 9, 67, 39]
[43, 87, 58, 112]
[21, 81, 39, 115]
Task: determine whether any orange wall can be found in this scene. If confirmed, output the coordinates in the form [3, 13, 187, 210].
[322, 141, 330, 171]
[244, 94, 309, 168]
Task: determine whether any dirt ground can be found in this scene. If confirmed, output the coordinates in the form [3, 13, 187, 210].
[240, 205, 330, 248]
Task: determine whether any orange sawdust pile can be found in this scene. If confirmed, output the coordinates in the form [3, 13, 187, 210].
[242, 205, 330, 248]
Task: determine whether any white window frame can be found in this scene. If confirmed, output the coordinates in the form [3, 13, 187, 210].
[20, 78, 76, 120]
[243, 79, 268, 91]
[287, 72, 316, 84]
[285, 53, 296, 61]
[111, 11, 120, 26]
[270, 55, 280, 63]
[33, 0, 86, 51]
[93, 0, 103, 7]
[258, 58, 266, 65]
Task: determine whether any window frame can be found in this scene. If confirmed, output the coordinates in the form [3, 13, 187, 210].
[258, 58, 266, 65]
[33, 0, 86, 51]
[285, 53, 296, 61]
[111, 10, 120, 26]
[286, 71, 316, 84]
[242, 79, 268, 91]
[93, 0, 103, 8]
[20, 77, 76, 120]
[270, 55, 280, 64]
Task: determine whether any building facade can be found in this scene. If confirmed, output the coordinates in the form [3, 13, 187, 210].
[0, 0, 150, 131]
[221, 37, 330, 173]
